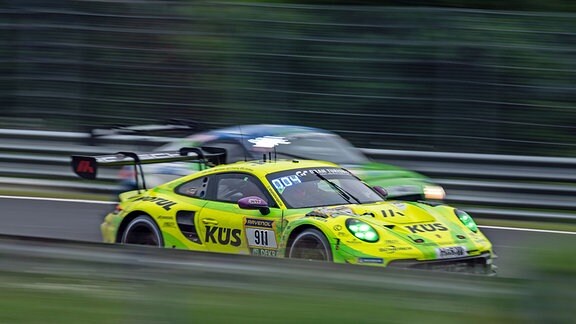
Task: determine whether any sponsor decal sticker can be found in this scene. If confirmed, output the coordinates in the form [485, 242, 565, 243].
[294, 168, 350, 178]
[435, 246, 468, 259]
[205, 226, 242, 247]
[270, 174, 301, 193]
[245, 218, 278, 249]
[245, 218, 274, 228]
[381, 209, 405, 217]
[163, 222, 176, 228]
[379, 245, 413, 254]
[251, 248, 278, 257]
[358, 258, 384, 264]
[405, 223, 448, 234]
[133, 196, 177, 211]
[76, 160, 94, 174]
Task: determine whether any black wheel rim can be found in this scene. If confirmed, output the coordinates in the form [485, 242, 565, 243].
[124, 223, 159, 246]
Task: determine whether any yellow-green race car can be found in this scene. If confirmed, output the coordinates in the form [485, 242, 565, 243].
[72, 148, 494, 273]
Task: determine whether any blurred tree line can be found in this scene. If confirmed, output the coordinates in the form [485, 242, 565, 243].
[257, 0, 576, 12]
[2, 0, 576, 156]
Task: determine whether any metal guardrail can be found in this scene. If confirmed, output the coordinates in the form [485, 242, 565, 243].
[1, 128, 575, 221]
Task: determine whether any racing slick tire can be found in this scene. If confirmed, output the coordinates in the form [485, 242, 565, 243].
[288, 228, 333, 262]
[121, 215, 164, 247]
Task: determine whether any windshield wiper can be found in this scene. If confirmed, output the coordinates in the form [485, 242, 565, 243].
[313, 171, 361, 204]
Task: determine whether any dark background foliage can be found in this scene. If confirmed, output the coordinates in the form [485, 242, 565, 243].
[2, 0, 576, 156]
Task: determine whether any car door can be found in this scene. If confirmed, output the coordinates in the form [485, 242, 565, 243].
[197, 172, 283, 257]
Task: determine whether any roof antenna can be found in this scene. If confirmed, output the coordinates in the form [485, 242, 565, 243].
[239, 125, 247, 162]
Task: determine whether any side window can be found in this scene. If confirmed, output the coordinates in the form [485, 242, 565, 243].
[176, 176, 209, 198]
[213, 173, 271, 204]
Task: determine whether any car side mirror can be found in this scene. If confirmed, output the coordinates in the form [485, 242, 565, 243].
[373, 186, 388, 199]
[238, 196, 270, 215]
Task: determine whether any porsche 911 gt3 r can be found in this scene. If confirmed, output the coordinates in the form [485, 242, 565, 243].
[72, 150, 494, 273]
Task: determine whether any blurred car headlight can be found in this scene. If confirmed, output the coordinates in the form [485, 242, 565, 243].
[424, 185, 446, 200]
[346, 219, 379, 242]
[454, 209, 478, 233]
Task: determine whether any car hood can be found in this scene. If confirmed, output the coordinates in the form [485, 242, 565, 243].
[309, 201, 437, 224]
[306, 202, 465, 243]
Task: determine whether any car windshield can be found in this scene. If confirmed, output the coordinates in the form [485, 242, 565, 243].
[250, 132, 369, 165]
[266, 167, 383, 209]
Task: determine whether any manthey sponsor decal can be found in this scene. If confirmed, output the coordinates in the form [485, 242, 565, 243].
[244, 218, 278, 257]
[133, 196, 177, 211]
[381, 201, 407, 218]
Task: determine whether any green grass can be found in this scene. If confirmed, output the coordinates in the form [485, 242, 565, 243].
[0, 271, 521, 324]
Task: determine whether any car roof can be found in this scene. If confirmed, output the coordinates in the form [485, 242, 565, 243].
[188, 159, 341, 178]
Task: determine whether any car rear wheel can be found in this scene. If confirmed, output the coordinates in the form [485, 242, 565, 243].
[288, 229, 332, 261]
[121, 215, 164, 247]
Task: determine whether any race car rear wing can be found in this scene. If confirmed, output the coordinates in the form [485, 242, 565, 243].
[71, 147, 225, 190]
[90, 119, 207, 137]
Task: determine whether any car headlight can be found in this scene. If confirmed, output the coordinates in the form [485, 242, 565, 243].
[346, 219, 379, 242]
[454, 209, 478, 233]
[424, 185, 446, 200]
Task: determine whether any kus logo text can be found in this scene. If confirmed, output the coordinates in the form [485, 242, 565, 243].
[205, 226, 242, 246]
[405, 223, 448, 234]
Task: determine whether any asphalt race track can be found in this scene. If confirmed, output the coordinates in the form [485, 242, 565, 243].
[1, 195, 574, 278]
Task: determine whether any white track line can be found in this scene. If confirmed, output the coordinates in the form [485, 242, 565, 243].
[0, 195, 116, 205]
[478, 225, 576, 235]
[1, 195, 575, 235]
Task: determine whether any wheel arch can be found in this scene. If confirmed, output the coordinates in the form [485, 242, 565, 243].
[116, 210, 156, 243]
[285, 224, 326, 257]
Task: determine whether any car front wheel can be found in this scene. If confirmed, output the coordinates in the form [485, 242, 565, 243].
[288, 228, 332, 261]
